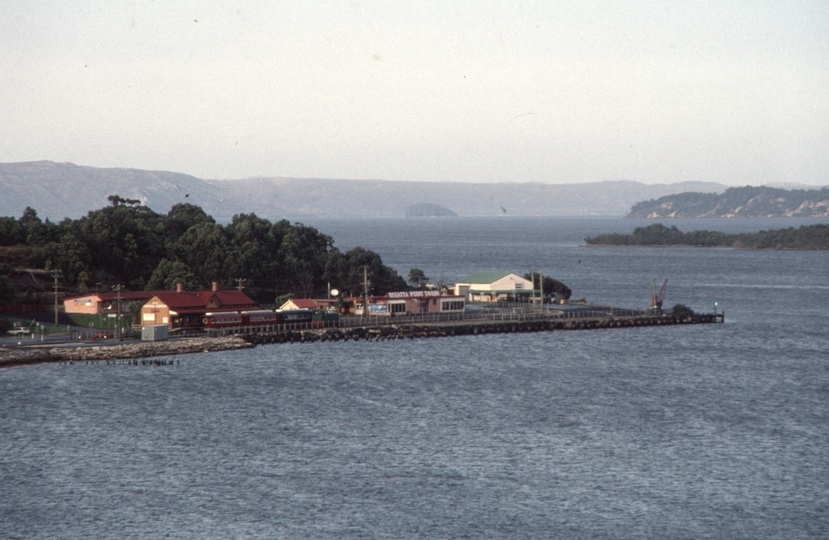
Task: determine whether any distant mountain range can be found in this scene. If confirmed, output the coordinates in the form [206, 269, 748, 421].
[627, 186, 829, 218]
[0, 160, 732, 221]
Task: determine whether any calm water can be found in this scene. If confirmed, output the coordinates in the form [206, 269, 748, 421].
[2, 217, 828, 539]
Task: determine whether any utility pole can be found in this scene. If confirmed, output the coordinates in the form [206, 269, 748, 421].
[540, 272, 544, 308]
[235, 278, 246, 290]
[51, 270, 62, 325]
[363, 267, 370, 318]
[113, 284, 122, 341]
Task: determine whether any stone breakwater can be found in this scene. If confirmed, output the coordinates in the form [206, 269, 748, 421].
[241, 313, 721, 345]
[2, 314, 721, 368]
[0, 336, 253, 368]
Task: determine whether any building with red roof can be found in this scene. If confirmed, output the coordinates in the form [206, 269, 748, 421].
[64, 290, 166, 315]
[140, 283, 259, 329]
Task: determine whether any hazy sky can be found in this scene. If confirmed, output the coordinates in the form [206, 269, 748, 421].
[2, 1, 827, 185]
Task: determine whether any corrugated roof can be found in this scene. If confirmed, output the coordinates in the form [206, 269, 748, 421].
[283, 299, 319, 309]
[63, 291, 166, 302]
[214, 290, 259, 307]
[150, 290, 258, 310]
[456, 271, 511, 284]
[470, 289, 536, 295]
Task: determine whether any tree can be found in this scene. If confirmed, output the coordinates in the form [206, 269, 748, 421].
[128, 299, 145, 324]
[225, 213, 282, 303]
[167, 222, 232, 287]
[78, 200, 166, 286]
[324, 246, 407, 297]
[146, 259, 200, 291]
[672, 304, 695, 317]
[46, 228, 91, 285]
[0, 276, 15, 305]
[107, 194, 142, 206]
[408, 268, 428, 288]
[0, 216, 25, 246]
[276, 223, 333, 297]
[523, 273, 572, 300]
[19, 207, 59, 247]
[165, 203, 215, 239]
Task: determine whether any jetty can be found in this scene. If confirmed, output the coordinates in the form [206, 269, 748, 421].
[237, 311, 723, 346]
[1, 307, 724, 368]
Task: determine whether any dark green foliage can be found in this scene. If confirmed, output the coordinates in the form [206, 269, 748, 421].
[0, 216, 26, 246]
[585, 223, 829, 250]
[276, 222, 334, 298]
[408, 268, 429, 287]
[523, 273, 572, 300]
[146, 259, 200, 291]
[76, 202, 167, 287]
[165, 203, 215, 238]
[0, 196, 405, 302]
[0, 276, 15, 305]
[19, 207, 60, 247]
[324, 246, 408, 298]
[672, 304, 695, 317]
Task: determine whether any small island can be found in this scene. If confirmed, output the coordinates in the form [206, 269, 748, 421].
[405, 203, 458, 218]
[584, 223, 829, 250]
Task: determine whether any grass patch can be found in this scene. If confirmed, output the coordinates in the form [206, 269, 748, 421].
[67, 313, 132, 329]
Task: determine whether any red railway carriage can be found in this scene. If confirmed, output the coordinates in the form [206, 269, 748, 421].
[203, 309, 313, 329]
[203, 312, 244, 328]
[244, 310, 279, 325]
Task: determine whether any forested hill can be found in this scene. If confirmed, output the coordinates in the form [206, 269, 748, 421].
[584, 223, 829, 250]
[627, 186, 829, 218]
[0, 197, 407, 305]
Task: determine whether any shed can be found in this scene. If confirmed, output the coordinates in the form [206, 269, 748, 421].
[279, 298, 320, 311]
[453, 272, 535, 302]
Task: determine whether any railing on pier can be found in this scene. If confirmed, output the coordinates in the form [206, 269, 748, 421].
[205, 305, 651, 337]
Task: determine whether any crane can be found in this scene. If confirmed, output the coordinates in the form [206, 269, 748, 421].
[651, 279, 668, 312]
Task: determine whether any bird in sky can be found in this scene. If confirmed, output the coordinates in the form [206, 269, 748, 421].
[500, 207, 507, 213]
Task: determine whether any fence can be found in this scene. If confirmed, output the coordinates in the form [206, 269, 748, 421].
[206, 305, 650, 337]
[0, 304, 50, 314]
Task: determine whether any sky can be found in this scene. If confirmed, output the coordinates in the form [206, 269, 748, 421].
[1, 1, 827, 185]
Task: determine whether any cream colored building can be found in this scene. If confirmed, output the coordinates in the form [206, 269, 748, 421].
[453, 272, 534, 302]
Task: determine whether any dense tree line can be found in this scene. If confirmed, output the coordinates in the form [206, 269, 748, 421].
[0, 196, 406, 304]
[584, 223, 829, 250]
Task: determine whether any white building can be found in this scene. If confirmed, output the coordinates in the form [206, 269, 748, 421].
[453, 272, 535, 302]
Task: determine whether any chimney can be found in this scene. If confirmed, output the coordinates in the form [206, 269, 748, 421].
[212, 281, 219, 292]
[176, 283, 183, 293]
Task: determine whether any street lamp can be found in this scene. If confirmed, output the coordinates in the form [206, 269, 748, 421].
[112, 284, 123, 341]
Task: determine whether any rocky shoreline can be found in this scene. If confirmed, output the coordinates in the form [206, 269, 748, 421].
[0, 336, 253, 369]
